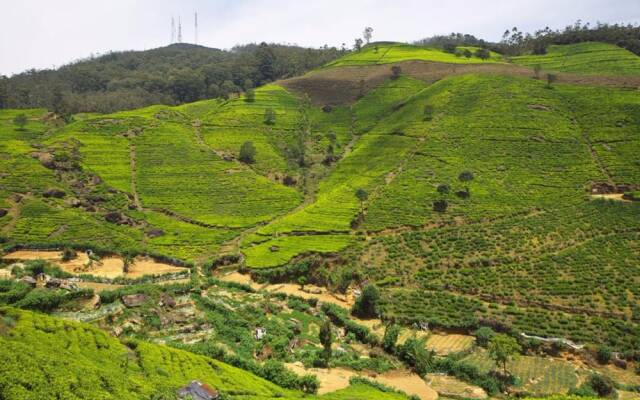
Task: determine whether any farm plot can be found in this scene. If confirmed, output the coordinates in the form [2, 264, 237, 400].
[326, 43, 503, 68]
[134, 121, 302, 227]
[243, 234, 354, 268]
[425, 333, 475, 355]
[463, 350, 579, 395]
[512, 42, 640, 75]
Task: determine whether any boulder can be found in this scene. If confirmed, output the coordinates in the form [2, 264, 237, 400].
[121, 294, 148, 308]
[147, 229, 165, 238]
[43, 188, 66, 198]
[0, 209, 8, 218]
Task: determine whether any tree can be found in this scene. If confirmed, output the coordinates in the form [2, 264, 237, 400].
[363, 27, 373, 44]
[443, 43, 457, 53]
[355, 188, 368, 213]
[436, 183, 450, 195]
[533, 64, 542, 79]
[239, 141, 256, 164]
[474, 48, 491, 60]
[264, 108, 276, 125]
[423, 104, 434, 121]
[256, 42, 276, 83]
[474, 327, 495, 347]
[596, 345, 612, 364]
[433, 199, 448, 213]
[383, 323, 401, 353]
[488, 334, 521, 375]
[13, 114, 27, 130]
[398, 336, 434, 376]
[390, 65, 402, 80]
[546, 73, 557, 88]
[354, 38, 363, 51]
[351, 284, 379, 318]
[298, 276, 307, 290]
[319, 319, 333, 364]
[60, 247, 76, 262]
[463, 49, 472, 58]
[588, 374, 615, 397]
[458, 170, 474, 194]
[245, 88, 255, 102]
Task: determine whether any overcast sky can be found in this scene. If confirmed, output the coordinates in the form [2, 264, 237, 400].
[1, 0, 639, 76]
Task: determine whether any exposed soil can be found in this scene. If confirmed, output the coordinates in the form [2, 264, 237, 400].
[2, 250, 187, 279]
[590, 193, 632, 202]
[285, 362, 438, 400]
[280, 61, 640, 106]
[427, 373, 487, 399]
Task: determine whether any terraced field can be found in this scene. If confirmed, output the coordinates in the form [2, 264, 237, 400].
[0, 307, 410, 400]
[326, 43, 503, 67]
[513, 42, 640, 75]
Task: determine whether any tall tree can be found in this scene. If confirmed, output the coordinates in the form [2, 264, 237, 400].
[256, 42, 276, 83]
[355, 188, 368, 213]
[488, 334, 521, 375]
[363, 27, 374, 44]
[319, 319, 333, 364]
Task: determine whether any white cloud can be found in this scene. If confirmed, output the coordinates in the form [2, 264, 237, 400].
[1, 0, 638, 75]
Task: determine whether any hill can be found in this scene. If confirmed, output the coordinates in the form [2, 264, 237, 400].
[325, 43, 503, 67]
[0, 42, 344, 113]
[0, 307, 409, 400]
[512, 42, 640, 75]
[1, 34, 640, 399]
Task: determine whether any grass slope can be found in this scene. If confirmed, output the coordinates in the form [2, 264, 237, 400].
[326, 43, 503, 67]
[512, 42, 640, 75]
[0, 307, 408, 400]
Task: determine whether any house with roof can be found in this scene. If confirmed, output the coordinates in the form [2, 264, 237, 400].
[177, 380, 219, 400]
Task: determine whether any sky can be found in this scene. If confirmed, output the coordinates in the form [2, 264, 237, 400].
[1, 0, 639, 76]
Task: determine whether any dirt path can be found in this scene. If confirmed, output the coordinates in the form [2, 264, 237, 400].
[590, 193, 632, 202]
[2, 250, 188, 279]
[129, 143, 142, 209]
[1, 195, 26, 235]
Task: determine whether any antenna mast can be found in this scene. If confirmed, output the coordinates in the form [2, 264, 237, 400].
[177, 16, 183, 43]
[171, 16, 176, 43]
[195, 12, 198, 45]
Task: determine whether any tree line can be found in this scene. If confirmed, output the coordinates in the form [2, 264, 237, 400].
[0, 42, 346, 114]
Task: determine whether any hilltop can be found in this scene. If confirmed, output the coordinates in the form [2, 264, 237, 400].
[1, 36, 640, 399]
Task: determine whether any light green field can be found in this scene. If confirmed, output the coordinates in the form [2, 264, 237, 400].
[463, 349, 579, 395]
[512, 42, 640, 75]
[326, 43, 503, 67]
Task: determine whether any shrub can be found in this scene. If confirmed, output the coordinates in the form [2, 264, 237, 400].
[383, 323, 401, 353]
[239, 141, 256, 164]
[264, 108, 276, 125]
[390, 66, 402, 80]
[597, 345, 612, 364]
[351, 284, 380, 318]
[475, 326, 496, 347]
[433, 199, 448, 213]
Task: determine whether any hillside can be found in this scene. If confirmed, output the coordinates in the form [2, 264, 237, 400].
[1, 38, 640, 399]
[0, 43, 344, 113]
[512, 42, 640, 75]
[0, 307, 409, 400]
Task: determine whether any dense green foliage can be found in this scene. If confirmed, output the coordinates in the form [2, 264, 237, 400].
[0, 43, 344, 113]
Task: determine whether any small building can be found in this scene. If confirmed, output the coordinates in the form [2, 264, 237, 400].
[255, 327, 267, 340]
[177, 380, 219, 400]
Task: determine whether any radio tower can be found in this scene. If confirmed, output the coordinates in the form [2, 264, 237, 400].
[194, 12, 198, 45]
[171, 17, 176, 43]
[177, 16, 183, 43]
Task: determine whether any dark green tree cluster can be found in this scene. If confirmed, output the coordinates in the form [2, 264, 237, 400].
[1, 42, 346, 113]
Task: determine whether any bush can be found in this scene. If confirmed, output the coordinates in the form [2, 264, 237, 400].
[597, 345, 612, 364]
[433, 199, 448, 213]
[351, 285, 380, 318]
[475, 326, 496, 347]
[588, 374, 615, 397]
[239, 141, 256, 164]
